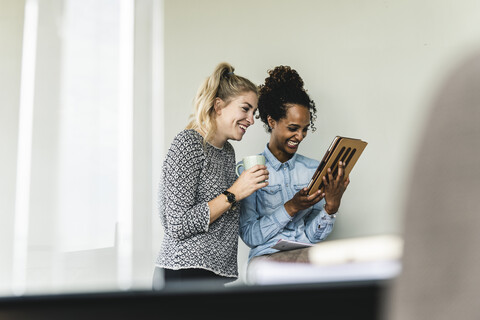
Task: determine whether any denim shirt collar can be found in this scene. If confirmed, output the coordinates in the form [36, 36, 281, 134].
[263, 143, 297, 171]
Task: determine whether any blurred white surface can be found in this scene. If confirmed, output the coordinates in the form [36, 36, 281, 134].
[248, 260, 401, 285]
[248, 235, 403, 285]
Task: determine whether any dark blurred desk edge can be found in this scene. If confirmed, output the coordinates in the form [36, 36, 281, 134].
[0, 279, 390, 320]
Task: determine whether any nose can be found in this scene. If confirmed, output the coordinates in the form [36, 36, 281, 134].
[247, 111, 254, 125]
[296, 130, 305, 142]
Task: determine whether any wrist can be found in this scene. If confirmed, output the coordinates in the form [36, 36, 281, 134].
[284, 201, 298, 217]
[227, 187, 239, 200]
[324, 202, 339, 215]
[222, 190, 237, 208]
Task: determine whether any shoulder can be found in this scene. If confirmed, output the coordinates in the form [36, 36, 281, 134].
[294, 153, 319, 169]
[223, 141, 235, 155]
[167, 129, 205, 161]
[171, 129, 203, 147]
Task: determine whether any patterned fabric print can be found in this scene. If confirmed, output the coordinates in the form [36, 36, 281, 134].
[156, 129, 240, 278]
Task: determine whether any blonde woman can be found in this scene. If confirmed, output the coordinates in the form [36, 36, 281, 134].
[153, 63, 269, 287]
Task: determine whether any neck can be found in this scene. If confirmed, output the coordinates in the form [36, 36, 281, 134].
[209, 128, 227, 148]
[209, 135, 226, 148]
[195, 129, 225, 148]
[268, 138, 293, 163]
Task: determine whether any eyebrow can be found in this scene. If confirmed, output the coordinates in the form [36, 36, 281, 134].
[288, 123, 310, 129]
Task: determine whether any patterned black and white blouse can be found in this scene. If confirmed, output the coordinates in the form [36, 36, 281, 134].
[155, 129, 240, 278]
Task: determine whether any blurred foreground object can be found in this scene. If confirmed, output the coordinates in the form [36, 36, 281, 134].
[388, 51, 480, 320]
[247, 235, 402, 285]
[309, 234, 403, 266]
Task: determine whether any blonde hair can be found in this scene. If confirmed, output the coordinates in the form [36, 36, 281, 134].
[186, 62, 258, 144]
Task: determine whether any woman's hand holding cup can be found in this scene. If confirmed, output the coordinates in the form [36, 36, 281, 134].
[229, 155, 269, 201]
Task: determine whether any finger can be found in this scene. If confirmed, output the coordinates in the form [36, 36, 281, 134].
[261, 170, 269, 181]
[304, 189, 320, 199]
[304, 195, 323, 207]
[252, 176, 265, 185]
[254, 171, 268, 183]
[258, 164, 267, 171]
[250, 169, 267, 180]
[336, 161, 345, 181]
[306, 190, 323, 202]
[328, 167, 334, 182]
[254, 180, 269, 190]
[248, 164, 266, 173]
[259, 169, 269, 177]
[297, 188, 309, 196]
[263, 169, 269, 178]
[327, 168, 334, 187]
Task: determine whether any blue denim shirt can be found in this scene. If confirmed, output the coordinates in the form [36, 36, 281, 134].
[239, 144, 336, 260]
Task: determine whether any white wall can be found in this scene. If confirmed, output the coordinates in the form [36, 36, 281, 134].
[0, 0, 25, 296]
[163, 0, 480, 282]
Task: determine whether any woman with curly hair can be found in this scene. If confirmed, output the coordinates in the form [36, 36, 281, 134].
[239, 66, 349, 266]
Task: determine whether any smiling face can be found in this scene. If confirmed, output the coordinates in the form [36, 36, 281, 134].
[267, 104, 310, 162]
[213, 90, 258, 146]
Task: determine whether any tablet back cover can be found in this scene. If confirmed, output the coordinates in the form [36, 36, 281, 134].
[307, 137, 367, 195]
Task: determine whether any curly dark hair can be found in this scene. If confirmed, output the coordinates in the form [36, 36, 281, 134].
[257, 66, 317, 133]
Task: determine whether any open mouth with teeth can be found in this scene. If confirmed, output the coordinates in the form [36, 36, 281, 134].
[287, 140, 299, 149]
[238, 124, 248, 133]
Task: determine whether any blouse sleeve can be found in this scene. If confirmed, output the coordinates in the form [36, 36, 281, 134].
[239, 190, 292, 247]
[160, 132, 210, 240]
[303, 200, 336, 242]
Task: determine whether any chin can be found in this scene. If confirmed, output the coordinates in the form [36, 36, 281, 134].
[234, 131, 246, 141]
[230, 134, 244, 142]
[284, 146, 298, 154]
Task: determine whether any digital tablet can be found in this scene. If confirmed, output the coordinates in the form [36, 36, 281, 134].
[306, 136, 367, 195]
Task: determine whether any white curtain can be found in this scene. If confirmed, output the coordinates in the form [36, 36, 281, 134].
[0, 0, 162, 295]
[57, 0, 120, 252]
